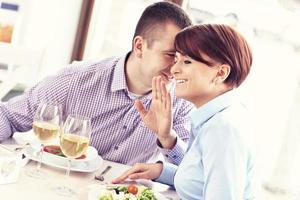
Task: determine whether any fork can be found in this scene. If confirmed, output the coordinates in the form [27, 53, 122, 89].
[95, 165, 112, 181]
[0, 143, 30, 152]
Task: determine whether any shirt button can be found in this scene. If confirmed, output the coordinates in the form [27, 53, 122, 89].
[123, 125, 127, 129]
[165, 154, 169, 158]
[172, 155, 178, 159]
[114, 146, 119, 150]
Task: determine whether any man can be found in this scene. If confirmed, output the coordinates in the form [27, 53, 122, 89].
[0, 2, 193, 165]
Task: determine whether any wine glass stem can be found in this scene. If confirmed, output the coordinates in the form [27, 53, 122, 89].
[66, 159, 71, 177]
[37, 144, 44, 170]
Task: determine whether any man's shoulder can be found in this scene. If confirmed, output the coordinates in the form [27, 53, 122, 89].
[61, 56, 121, 76]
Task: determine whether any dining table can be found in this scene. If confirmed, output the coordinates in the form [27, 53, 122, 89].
[0, 131, 179, 200]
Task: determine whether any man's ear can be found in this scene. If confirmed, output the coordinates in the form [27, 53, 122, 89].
[132, 36, 144, 58]
[215, 64, 231, 83]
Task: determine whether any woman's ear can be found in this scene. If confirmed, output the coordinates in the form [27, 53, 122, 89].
[215, 64, 231, 84]
[132, 36, 143, 58]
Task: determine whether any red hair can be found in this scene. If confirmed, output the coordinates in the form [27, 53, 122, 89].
[174, 24, 252, 87]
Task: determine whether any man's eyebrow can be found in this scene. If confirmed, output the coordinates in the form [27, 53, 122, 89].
[162, 49, 176, 53]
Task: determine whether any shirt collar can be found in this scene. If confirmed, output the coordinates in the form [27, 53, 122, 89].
[190, 90, 236, 130]
[111, 52, 153, 101]
[111, 52, 130, 92]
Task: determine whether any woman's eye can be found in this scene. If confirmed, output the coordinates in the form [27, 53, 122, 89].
[184, 60, 192, 64]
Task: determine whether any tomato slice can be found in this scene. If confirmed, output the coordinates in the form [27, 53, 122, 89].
[128, 184, 138, 195]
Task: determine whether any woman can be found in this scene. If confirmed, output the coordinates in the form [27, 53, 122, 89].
[113, 24, 255, 200]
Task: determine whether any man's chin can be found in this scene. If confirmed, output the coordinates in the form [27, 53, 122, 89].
[159, 74, 172, 83]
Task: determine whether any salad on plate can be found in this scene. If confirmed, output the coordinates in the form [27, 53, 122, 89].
[89, 184, 164, 200]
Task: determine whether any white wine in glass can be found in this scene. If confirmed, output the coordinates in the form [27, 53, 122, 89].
[55, 114, 91, 197]
[27, 102, 62, 179]
[33, 121, 60, 142]
[60, 133, 89, 159]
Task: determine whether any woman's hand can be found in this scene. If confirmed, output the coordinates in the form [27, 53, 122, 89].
[112, 163, 163, 184]
[135, 76, 177, 149]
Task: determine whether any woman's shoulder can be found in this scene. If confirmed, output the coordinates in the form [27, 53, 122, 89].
[200, 103, 252, 147]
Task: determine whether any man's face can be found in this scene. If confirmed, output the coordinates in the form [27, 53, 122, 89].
[139, 23, 181, 86]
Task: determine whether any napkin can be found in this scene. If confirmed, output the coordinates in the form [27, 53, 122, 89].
[0, 148, 22, 184]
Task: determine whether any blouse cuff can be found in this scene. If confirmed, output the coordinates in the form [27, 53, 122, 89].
[155, 162, 178, 186]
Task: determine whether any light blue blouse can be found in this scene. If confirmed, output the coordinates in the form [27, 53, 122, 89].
[156, 91, 255, 200]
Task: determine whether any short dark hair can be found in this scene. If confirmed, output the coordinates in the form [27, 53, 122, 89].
[174, 24, 252, 88]
[133, 1, 192, 47]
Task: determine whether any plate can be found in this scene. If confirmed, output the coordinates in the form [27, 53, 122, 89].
[42, 145, 94, 164]
[24, 145, 103, 172]
[88, 184, 168, 200]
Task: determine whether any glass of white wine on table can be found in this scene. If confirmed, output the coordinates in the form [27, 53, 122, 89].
[55, 114, 91, 197]
[27, 102, 62, 179]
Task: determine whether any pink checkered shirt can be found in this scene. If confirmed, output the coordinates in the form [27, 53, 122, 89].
[0, 53, 193, 165]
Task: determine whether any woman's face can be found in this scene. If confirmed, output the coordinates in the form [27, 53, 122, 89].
[171, 52, 221, 107]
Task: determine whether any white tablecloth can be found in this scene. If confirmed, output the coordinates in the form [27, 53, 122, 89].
[0, 133, 179, 200]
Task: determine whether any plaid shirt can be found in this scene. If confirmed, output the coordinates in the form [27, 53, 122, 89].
[0, 54, 193, 165]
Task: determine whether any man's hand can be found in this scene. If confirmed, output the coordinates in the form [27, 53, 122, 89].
[135, 76, 177, 149]
[112, 163, 163, 184]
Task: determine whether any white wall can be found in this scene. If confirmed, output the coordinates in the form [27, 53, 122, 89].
[18, 0, 82, 79]
[84, 0, 151, 60]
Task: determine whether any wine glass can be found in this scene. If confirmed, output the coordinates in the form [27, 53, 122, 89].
[27, 102, 62, 179]
[55, 114, 91, 197]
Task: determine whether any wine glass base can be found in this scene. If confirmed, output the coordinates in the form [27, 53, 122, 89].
[53, 185, 77, 197]
[26, 168, 47, 180]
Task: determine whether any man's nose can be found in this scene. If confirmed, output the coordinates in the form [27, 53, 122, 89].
[170, 62, 179, 74]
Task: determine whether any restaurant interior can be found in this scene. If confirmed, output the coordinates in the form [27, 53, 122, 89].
[1, 0, 300, 199]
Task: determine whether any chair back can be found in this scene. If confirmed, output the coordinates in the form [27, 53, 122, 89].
[0, 43, 44, 101]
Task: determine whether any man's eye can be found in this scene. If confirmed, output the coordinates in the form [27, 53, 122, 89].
[166, 53, 175, 57]
[184, 60, 192, 64]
